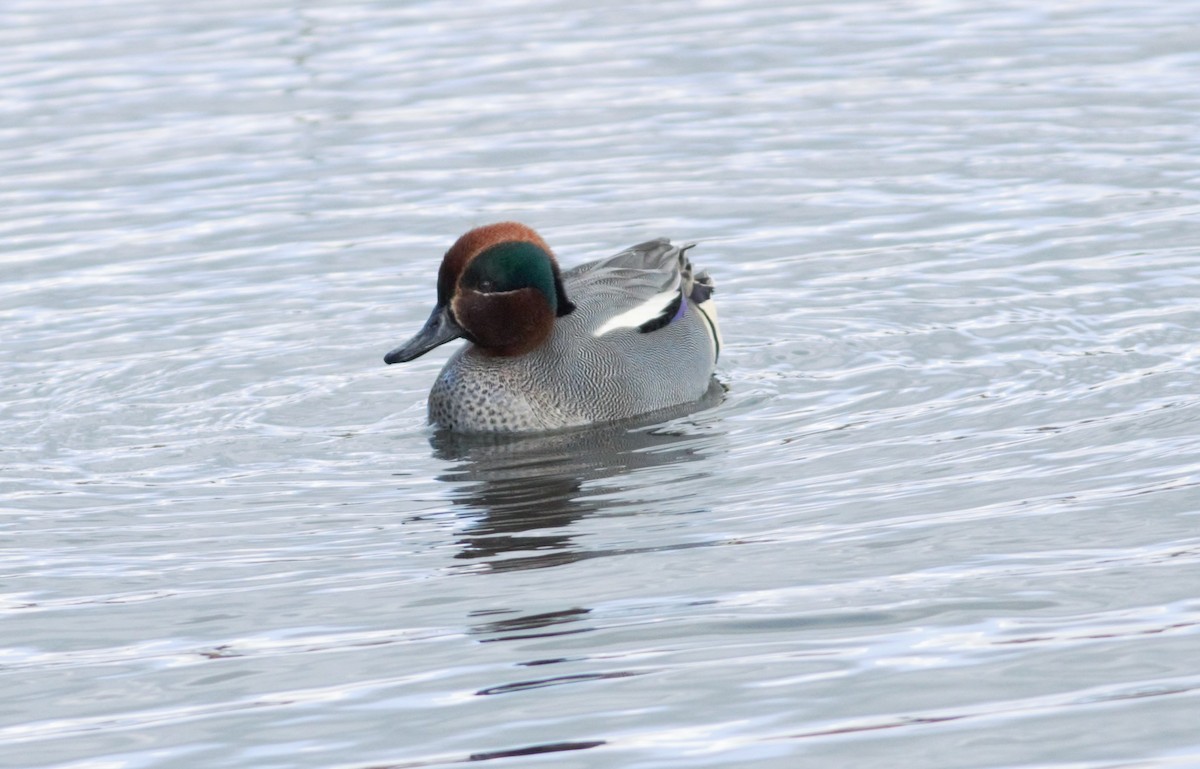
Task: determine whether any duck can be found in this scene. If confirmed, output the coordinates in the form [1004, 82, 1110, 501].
[384, 222, 721, 433]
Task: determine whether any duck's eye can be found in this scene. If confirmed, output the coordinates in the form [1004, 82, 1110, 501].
[478, 279, 495, 291]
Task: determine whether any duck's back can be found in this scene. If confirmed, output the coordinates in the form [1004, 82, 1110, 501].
[428, 239, 719, 433]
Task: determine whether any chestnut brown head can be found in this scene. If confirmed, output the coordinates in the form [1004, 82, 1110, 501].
[384, 223, 575, 363]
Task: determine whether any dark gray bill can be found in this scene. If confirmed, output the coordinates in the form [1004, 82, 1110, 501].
[384, 304, 464, 364]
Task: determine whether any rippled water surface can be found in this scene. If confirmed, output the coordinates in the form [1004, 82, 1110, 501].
[4, 1, 1200, 767]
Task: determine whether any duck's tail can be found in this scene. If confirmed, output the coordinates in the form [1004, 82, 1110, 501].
[680, 245, 722, 362]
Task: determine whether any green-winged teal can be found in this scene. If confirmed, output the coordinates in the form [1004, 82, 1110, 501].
[384, 222, 721, 433]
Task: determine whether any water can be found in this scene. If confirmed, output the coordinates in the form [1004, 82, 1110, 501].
[3, 1, 1200, 767]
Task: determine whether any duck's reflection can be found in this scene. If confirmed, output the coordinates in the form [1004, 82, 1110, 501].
[432, 383, 725, 687]
[431, 380, 725, 576]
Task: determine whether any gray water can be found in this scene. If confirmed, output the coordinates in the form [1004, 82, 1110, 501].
[4, 1, 1200, 767]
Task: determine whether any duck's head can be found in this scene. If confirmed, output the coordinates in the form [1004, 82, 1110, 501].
[384, 222, 576, 364]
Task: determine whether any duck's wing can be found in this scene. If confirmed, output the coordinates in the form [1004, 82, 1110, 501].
[562, 238, 694, 338]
